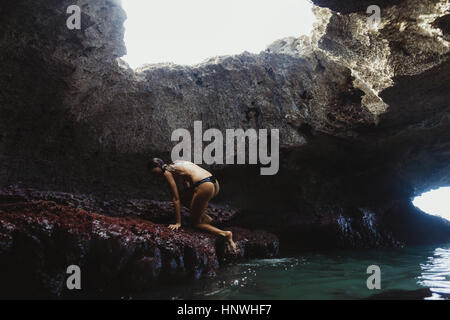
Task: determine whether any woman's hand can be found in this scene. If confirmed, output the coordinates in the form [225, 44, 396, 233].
[168, 223, 181, 231]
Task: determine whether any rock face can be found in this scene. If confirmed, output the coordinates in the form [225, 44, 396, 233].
[0, 200, 279, 298]
[0, 0, 449, 254]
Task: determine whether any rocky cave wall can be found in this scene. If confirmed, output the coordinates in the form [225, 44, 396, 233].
[1, 0, 450, 249]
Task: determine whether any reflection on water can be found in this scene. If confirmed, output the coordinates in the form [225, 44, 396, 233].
[419, 247, 450, 300]
[142, 243, 450, 300]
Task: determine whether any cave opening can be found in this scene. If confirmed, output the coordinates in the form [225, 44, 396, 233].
[413, 187, 450, 221]
[120, 0, 317, 68]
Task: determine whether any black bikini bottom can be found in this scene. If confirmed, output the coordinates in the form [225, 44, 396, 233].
[192, 176, 217, 190]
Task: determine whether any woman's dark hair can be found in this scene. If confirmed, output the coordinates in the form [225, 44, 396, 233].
[148, 157, 167, 172]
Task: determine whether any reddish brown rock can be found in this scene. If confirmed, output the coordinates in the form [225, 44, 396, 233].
[0, 186, 237, 225]
[0, 200, 278, 298]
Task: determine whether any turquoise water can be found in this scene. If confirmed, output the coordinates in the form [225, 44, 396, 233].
[142, 243, 450, 300]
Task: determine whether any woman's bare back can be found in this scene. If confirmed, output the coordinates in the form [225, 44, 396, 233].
[167, 160, 213, 184]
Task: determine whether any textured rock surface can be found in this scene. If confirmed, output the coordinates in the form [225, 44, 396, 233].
[0, 0, 449, 252]
[0, 200, 279, 298]
[0, 185, 238, 225]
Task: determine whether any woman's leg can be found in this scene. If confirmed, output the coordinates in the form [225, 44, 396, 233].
[199, 179, 219, 224]
[199, 214, 213, 224]
[180, 187, 211, 223]
[190, 183, 236, 252]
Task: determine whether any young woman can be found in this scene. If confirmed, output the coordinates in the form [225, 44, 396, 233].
[150, 158, 236, 252]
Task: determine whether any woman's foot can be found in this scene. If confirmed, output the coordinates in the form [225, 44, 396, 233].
[200, 214, 213, 224]
[224, 231, 237, 253]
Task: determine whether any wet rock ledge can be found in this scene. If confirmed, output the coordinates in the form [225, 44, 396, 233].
[0, 199, 279, 298]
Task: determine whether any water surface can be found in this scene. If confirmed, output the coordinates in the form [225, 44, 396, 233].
[143, 243, 450, 300]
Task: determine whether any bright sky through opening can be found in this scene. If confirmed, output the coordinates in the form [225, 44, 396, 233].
[413, 187, 450, 221]
[121, 0, 316, 68]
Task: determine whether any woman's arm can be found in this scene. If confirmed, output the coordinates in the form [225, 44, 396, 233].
[164, 171, 182, 230]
